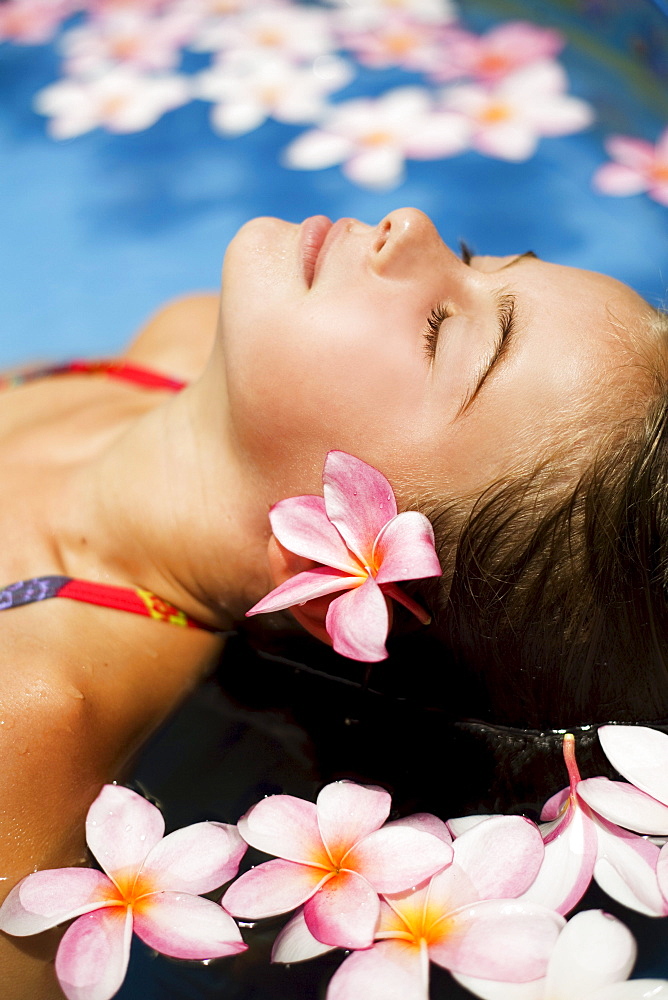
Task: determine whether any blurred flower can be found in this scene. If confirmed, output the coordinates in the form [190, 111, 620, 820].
[191, 2, 336, 63]
[430, 21, 565, 83]
[336, 13, 451, 72]
[283, 87, 470, 190]
[0, 0, 74, 44]
[593, 130, 668, 206]
[60, 8, 198, 76]
[195, 50, 351, 134]
[0, 784, 247, 1000]
[328, 0, 456, 31]
[223, 782, 453, 950]
[455, 909, 668, 1000]
[246, 450, 442, 661]
[441, 60, 593, 161]
[34, 66, 190, 138]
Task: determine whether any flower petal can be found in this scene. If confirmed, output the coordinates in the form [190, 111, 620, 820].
[605, 136, 657, 170]
[522, 802, 596, 914]
[429, 899, 564, 981]
[133, 892, 246, 959]
[55, 907, 133, 1000]
[139, 821, 247, 894]
[593, 818, 666, 916]
[271, 909, 335, 963]
[579, 778, 668, 836]
[598, 727, 668, 806]
[269, 495, 357, 572]
[373, 512, 441, 585]
[326, 575, 389, 661]
[246, 566, 358, 616]
[0, 869, 118, 936]
[316, 780, 390, 859]
[237, 794, 324, 863]
[327, 941, 427, 1000]
[346, 826, 453, 893]
[590, 983, 668, 999]
[452, 973, 544, 999]
[304, 869, 379, 949]
[86, 785, 164, 885]
[593, 162, 649, 196]
[386, 812, 453, 844]
[543, 910, 636, 998]
[323, 450, 397, 564]
[222, 858, 326, 919]
[451, 816, 544, 899]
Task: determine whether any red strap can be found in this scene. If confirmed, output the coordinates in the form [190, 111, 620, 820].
[58, 579, 217, 631]
[64, 360, 187, 392]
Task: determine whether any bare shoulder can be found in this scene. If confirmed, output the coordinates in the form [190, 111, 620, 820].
[122, 292, 219, 383]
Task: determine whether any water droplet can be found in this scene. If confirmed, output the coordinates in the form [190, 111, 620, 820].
[89, 820, 98, 827]
[139, 834, 146, 842]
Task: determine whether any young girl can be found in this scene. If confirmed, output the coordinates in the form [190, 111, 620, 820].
[0, 206, 666, 997]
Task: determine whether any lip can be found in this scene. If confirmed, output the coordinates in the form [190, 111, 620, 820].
[300, 215, 333, 287]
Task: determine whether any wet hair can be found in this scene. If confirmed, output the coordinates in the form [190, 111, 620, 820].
[420, 307, 668, 731]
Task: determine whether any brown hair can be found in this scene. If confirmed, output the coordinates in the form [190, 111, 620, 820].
[419, 308, 668, 730]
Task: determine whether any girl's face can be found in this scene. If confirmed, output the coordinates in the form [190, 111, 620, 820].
[219, 208, 658, 506]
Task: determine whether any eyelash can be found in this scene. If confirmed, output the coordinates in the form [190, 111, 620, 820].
[422, 241, 474, 360]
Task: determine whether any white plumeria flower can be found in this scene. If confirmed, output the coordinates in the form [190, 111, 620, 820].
[328, 0, 456, 32]
[283, 86, 470, 190]
[34, 66, 191, 138]
[60, 8, 199, 77]
[441, 58, 593, 161]
[454, 909, 668, 1000]
[195, 50, 352, 134]
[191, 3, 336, 63]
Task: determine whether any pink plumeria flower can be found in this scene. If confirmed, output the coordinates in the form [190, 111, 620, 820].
[283, 88, 470, 191]
[246, 450, 442, 661]
[0, 0, 74, 45]
[195, 50, 351, 135]
[431, 21, 565, 83]
[593, 129, 668, 206]
[222, 782, 454, 950]
[191, 3, 335, 63]
[329, 0, 456, 32]
[441, 59, 593, 161]
[273, 814, 563, 998]
[521, 734, 667, 918]
[33, 66, 190, 138]
[455, 908, 668, 1000]
[0, 784, 247, 1000]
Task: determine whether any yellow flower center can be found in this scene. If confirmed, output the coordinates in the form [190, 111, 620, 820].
[478, 101, 512, 124]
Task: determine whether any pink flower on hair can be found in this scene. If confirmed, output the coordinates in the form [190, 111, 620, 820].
[246, 450, 442, 661]
[222, 782, 454, 951]
[273, 814, 563, 998]
[593, 130, 668, 206]
[0, 784, 247, 1000]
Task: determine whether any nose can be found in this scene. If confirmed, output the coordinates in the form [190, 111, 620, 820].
[370, 208, 461, 278]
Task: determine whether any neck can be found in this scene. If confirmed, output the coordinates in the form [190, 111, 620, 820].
[51, 375, 270, 630]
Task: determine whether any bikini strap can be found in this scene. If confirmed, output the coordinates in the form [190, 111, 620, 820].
[0, 575, 218, 632]
[0, 360, 187, 392]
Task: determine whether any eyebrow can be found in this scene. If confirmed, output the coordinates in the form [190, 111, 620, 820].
[458, 251, 537, 415]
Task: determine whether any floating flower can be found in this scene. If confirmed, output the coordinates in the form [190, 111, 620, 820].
[0, 784, 247, 1000]
[336, 13, 452, 71]
[246, 450, 442, 661]
[328, 0, 456, 31]
[283, 86, 470, 191]
[0, 0, 74, 45]
[223, 781, 454, 950]
[191, 3, 336, 63]
[455, 908, 668, 1000]
[195, 50, 351, 135]
[593, 130, 668, 206]
[33, 66, 190, 138]
[441, 59, 593, 161]
[521, 735, 667, 918]
[60, 8, 198, 77]
[430, 21, 565, 83]
[273, 814, 563, 998]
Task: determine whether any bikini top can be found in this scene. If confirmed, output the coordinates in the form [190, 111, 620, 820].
[0, 358, 217, 633]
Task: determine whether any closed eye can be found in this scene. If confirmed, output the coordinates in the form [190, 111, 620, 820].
[422, 242, 473, 361]
[459, 291, 517, 412]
